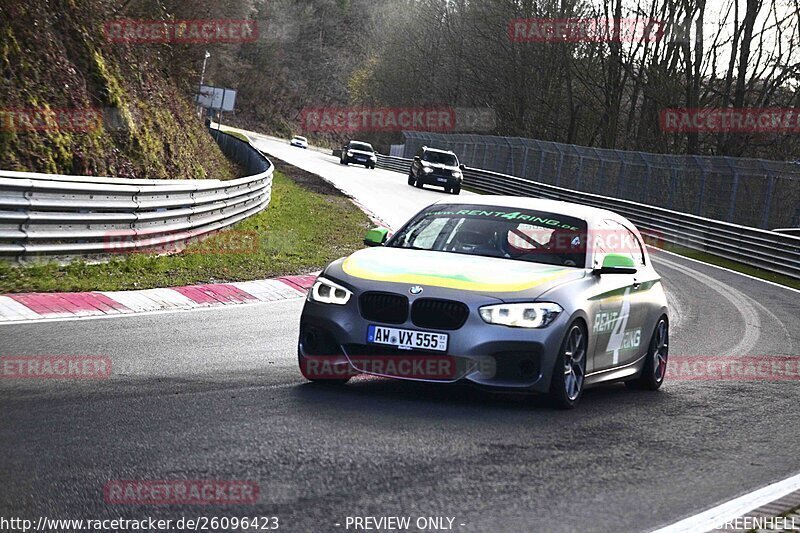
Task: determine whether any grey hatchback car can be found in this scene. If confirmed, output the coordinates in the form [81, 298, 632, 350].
[298, 196, 669, 408]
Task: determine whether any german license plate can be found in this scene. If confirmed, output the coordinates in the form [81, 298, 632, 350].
[437, 177, 448, 182]
[367, 325, 449, 352]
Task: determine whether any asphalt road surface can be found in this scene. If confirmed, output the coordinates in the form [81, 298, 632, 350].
[1, 134, 799, 532]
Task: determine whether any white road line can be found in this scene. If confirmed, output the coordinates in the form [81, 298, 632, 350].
[654, 255, 762, 357]
[651, 471, 800, 532]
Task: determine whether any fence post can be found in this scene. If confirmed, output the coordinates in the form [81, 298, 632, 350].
[726, 158, 740, 223]
[555, 144, 565, 187]
[669, 166, 678, 210]
[760, 163, 776, 229]
[536, 141, 546, 182]
[639, 153, 651, 204]
[694, 156, 707, 216]
[521, 146, 531, 179]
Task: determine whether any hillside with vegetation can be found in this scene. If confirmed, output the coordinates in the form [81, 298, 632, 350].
[0, 0, 238, 179]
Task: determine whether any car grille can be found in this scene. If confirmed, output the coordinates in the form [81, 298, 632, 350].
[411, 298, 469, 330]
[359, 292, 408, 324]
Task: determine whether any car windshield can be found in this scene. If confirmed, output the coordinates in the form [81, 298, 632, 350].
[388, 205, 588, 267]
[294, 136, 306, 142]
[423, 151, 457, 166]
[349, 142, 373, 152]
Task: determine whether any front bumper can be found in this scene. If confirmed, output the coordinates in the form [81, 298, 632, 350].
[417, 173, 461, 188]
[345, 155, 375, 165]
[298, 291, 568, 393]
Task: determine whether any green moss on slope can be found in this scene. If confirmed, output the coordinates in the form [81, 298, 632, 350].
[0, 0, 238, 180]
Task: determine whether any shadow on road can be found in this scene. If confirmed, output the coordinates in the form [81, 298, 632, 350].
[291, 376, 672, 419]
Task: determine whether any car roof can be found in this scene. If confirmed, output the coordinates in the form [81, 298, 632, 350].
[422, 146, 456, 155]
[431, 195, 630, 226]
[349, 140, 372, 145]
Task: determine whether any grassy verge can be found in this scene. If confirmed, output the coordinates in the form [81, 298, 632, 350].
[0, 169, 371, 293]
[222, 130, 251, 143]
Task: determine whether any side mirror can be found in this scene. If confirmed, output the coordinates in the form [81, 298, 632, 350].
[459, 164, 466, 170]
[413, 156, 421, 162]
[595, 254, 637, 275]
[364, 227, 389, 247]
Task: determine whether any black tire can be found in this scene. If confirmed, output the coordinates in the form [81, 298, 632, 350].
[408, 173, 415, 186]
[548, 321, 588, 409]
[626, 316, 669, 391]
[342, 159, 349, 166]
[415, 179, 424, 189]
[451, 186, 461, 195]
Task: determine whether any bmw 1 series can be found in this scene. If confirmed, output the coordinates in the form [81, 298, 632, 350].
[298, 196, 669, 408]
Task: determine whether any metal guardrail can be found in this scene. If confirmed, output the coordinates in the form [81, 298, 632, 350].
[375, 154, 800, 280]
[376, 154, 412, 174]
[401, 131, 800, 230]
[0, 131, 273, 261]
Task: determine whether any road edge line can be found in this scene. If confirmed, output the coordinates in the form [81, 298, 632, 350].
[651, 471, 800, 532]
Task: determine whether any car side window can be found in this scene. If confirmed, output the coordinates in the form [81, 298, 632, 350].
[625, 227, 646, 265]
[604, 220, 645, 266]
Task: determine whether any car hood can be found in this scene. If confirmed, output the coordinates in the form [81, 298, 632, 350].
[335, 247, 586, 298]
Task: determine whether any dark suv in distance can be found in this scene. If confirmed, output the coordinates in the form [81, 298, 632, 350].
[340, 140, 377, 169]
[408, 146, 465, 194]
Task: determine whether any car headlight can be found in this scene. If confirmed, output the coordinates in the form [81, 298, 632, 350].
[370, 154, 377, 160]
[423, 167, 434, 174]
[452, 171, 462, 179]
[479, 302, 563, 328]
[347, 150, 354, 157]
[309, 277, 352, 305]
